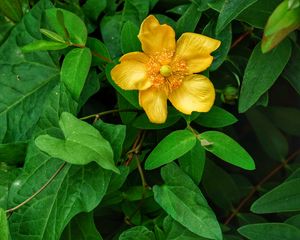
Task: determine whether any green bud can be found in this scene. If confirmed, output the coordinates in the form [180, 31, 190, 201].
[221, 86, 239, 105]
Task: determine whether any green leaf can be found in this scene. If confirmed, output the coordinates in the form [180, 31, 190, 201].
[0, 0, 22, 22]
[86, 37, 111, 66]
[238, 223, 300, 240]
[262, 0, 300, 53]
[35, 112, 119, 173]
[82, 0, 106, 21]
[178, 141, 205, 185]
[145, 130, 196, 170]
[285, 214, 300, 229]
[122, 0, 150, 26]
[163, 216, 206, 239]
[246, 108, 288, 161]
[40, 28, 65, 43]
[100, 15, 123, 58]
[0, 0, 60, 143]
[21, 40, 68, 52]
[121, 21, 141, 54]
[176, 3, 202, 37]
[105, 63, 140, 108]
[60, 212, 103, 240]
[45, 8, 87, 45]
[194, 106, 237, 128]
[216, 0, 258, 33]
[153, 163, 222, 240]
[200, 131, 255, 170]
[238, 40, 291, 113]
[283, 44, 300, 95]
[8, 141, 111, 240]
[0, 142, 27, 165]
[61, 48, 92, 100]
[251, 178, 300, 213]
[93, 120, 126, 163]
[0, 208, 9, 240]
[119, 226, 155, 240]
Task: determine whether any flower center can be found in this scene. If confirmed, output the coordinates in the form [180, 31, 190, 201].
[160, 65, 172, 77]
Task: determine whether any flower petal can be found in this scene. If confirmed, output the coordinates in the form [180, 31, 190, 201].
[120, 52, 149, 63]
[138, 15, 176, 56]
[111, 61, 152, 90]
[139, 87, 168, 123]
[174, 33, 221, 73]
[169, 74, 215, 115]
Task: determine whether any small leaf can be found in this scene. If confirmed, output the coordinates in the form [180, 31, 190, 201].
[251, 178, 300, 213]
[121, 21, 141, 54]
[238, 223, 300, 240]
[238, 40, 291, 113]
[87, 37, 111, 66]
[216, 0, 258, 33]
[35, 112, 119, 173]
[21, 40, 68, 52]
[40, 28, 66, 43]
[200, 131, 255, 170]
[145, 130, 196, 170]
[45, 8, 87, 45]
[0, 208, 9, 240]
[194, 106, 237, 128]
[61, 48, 92, 100]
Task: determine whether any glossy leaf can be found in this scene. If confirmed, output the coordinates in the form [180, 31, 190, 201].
[0, 208, 9, 240]
[121, 21, 141, 54]
[194, 106, 237, 128]
[238, 223, 300, 240]
[145, 130, 196, 170]
[216, 0, 258, 33]
[35, 112, 119, 173]
[21, 40, 68, 52]
[61, 48, 92, 100]
[119, 226, 155, 240]
[239, 40, 291, 113]
[86, 37, 111, 66]
[200, 131, 255, 170]
[251, 178, 300, 213]
[82, 0, 106, 21]
[122, 0, 150, 26]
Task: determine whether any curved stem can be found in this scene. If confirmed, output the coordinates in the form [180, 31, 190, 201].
[224, 148, 300, 225]
[80, 109, 139, 120]
[6, 162, 66, 214]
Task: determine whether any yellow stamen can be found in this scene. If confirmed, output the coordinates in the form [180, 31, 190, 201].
[160, 65, 172, 77]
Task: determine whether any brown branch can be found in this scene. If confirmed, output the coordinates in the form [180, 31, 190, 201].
[125, 130, 146, 166]
[224, 148, 300, 225]
[6, 162, 66, 214]
[231, 30, 252, 49]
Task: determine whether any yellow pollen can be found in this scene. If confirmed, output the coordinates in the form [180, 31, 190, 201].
[160, 65, 172, 77]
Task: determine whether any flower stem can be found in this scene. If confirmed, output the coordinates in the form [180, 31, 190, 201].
[80, 109, 138, 120]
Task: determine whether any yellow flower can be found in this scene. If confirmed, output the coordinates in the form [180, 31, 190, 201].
[111, 15, 221, 123]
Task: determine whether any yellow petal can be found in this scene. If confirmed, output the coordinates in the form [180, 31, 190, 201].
[174, 33, 221, 74]
[111, 61, 152, 90]
[168, 74, 215, 115]
[138, 15, 176, 56]
[139, 87, 168, 123]
[120, 52, 149, 63]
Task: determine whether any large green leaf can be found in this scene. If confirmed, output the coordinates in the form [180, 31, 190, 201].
[122, 0, 150, 26]
[0, 0, 22, 22]
[145, 130, 196, 170]
[216, 0, 258, 33]
[0, 208, 9, 240]
[8, 142, 111, 240]
[238, 223, 300, 240]
[121, 21, 141, 54]
[200, 131, 255, 170]
[60, 212, 103, 240]
[251, 178, 300, 213]
[82, 0, 106, 21]
[0, 0, 60, 143]
[153, 163, 222, 240]
[238, 40, 291, 113]
[61, 48, 91, 101]
[35, 112, 119, 173]
[0, 142, 27, 165]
